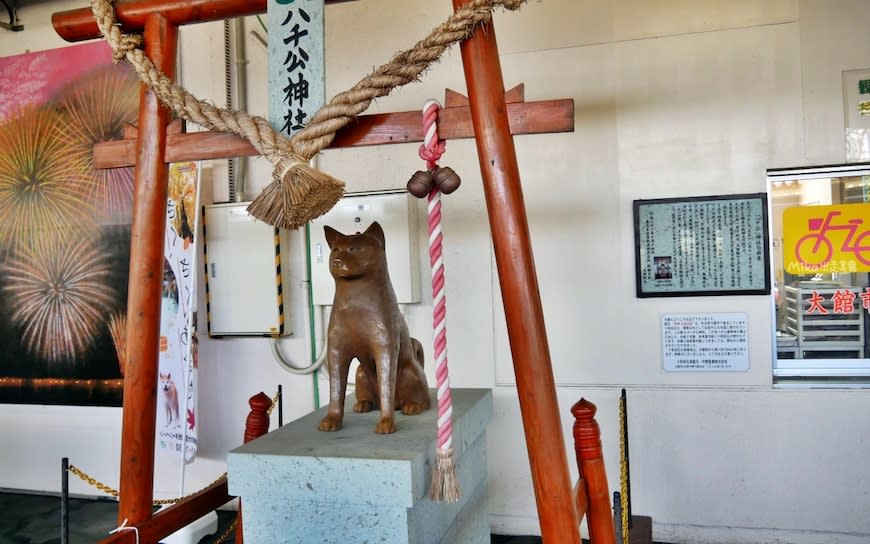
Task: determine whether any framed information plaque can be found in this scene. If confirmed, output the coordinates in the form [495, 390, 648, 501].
[633, 193, 770, 297]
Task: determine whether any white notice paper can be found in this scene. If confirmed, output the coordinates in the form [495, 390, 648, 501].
[661, 313, 749, 372]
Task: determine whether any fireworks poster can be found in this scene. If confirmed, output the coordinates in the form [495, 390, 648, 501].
[0, 42, 139, 406]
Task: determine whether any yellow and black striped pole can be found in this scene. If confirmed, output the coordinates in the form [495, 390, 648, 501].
[273, 227, 285, 336]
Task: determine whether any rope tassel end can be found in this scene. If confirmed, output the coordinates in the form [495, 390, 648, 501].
[429, 446, 461, 503]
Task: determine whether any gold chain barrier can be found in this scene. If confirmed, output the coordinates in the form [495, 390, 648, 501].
[67, 464, 120, 499]
[267, 389, 280, 416]
[67, 465, 237, 542]
[618, 392, 629, 544]
[213, 518, 237, 544]
[65, 390, 279, 540]
[67, 464, 227, 506]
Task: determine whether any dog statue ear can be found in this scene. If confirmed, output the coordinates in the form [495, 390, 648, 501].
[365, 222, 385, 247]
[324, 225, 341, 249]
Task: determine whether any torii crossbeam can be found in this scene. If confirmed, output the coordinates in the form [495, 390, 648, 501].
[52, 1, 580, 542]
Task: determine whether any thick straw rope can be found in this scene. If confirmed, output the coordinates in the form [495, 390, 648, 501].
[89, 0, 525, 229]
[419, 99, 459, 503]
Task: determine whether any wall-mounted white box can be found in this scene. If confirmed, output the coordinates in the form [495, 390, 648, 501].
[308, 191, 420, 306]
[203, 202, 286, 336]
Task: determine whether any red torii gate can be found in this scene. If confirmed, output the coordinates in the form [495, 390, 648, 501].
[52, 1, 580, 542]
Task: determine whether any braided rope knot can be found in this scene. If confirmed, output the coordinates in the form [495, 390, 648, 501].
[271, 151, 307, 182]
[418, 140, 446, 168]
[112, 33, 142, 61]
[92, 2, 141, 61]
[419, 99, 446, 169]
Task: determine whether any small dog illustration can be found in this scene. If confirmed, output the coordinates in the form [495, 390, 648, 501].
[159, 372, 180, 428]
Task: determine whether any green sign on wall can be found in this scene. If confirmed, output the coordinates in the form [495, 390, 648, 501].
[268, 0, 325, 137]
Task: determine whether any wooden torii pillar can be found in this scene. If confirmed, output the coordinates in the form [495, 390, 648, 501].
[53, 1, 580, 542]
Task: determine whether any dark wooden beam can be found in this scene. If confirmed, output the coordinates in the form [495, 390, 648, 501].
[52, 0, 350, 42]
[330, 97, 572, 148]
[453, 0, 582, 541]
[93, 98, 574, 168]
[117, 12, 176, 527]
[96, 479, 232, 544]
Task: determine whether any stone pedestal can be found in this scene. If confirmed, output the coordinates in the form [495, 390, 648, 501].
[228, 388, 493, 544]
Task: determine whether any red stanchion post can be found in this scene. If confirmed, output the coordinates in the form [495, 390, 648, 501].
[572, 398, 616, 544]
[236, 392, 272, 544]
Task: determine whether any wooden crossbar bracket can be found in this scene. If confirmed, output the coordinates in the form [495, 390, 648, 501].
[94, 86, 574, 168]
[122, 118, 184, 139]
[95, 478, 232, 544]
[444, 83, 526, 107]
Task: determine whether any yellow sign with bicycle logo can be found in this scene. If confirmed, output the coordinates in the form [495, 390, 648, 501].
[783, 203, 870, 274]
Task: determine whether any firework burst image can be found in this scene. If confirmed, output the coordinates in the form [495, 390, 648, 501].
[53, 64, 139, 219]
[0, 42, 136, 405]
[1, 235, 116, 364]
[0, 106, 95, 251]
[108, 310, 127, 376]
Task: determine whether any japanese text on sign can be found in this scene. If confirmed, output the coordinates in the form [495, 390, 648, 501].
[805, 287, 870, 315]
[268, 0, 324, 137]
[662, 313, 749, 372]
[634, 194, 770, 297]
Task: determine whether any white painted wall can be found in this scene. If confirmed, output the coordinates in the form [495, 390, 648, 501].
[2, 1, 869, 542]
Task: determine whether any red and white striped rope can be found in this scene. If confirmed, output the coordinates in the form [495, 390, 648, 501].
[419, 99, 453, 453]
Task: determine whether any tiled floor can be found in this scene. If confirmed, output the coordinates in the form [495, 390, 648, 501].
[1, 492, 122, 544]
[0, 491, 229, 544]
[0, 491, 545, 543]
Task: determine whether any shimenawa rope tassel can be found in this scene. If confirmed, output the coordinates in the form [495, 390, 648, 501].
[88, 0, 526, 229]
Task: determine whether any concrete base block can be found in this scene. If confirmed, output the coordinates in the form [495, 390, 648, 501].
[228, 388, 493, 544]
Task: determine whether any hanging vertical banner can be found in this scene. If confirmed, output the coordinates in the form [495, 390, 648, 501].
[157, 161, 201, 462]
[268, 0, 325, 137]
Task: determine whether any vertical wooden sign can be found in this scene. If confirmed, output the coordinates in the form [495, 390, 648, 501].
[268, 0, 325, 136]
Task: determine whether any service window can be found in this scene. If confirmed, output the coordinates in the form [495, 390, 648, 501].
[768, 164, 870, 387]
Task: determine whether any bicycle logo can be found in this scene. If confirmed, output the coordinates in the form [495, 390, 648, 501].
[794, 210, 870, 267]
